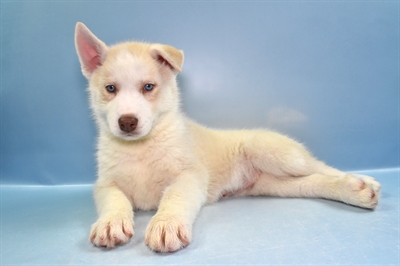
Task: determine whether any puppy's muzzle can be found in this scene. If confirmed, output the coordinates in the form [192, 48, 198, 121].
[118, 115, 138, 133]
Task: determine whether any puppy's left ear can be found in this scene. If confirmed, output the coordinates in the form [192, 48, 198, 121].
[150, 44, 184, 73]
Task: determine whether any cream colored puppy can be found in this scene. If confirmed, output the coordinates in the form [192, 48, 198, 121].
[75, 22, 381, 253]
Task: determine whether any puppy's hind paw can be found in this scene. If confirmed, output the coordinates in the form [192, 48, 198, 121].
[338, 174, 381, 209]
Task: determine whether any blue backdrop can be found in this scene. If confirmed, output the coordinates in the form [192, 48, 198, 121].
[1, 1, 398, 185]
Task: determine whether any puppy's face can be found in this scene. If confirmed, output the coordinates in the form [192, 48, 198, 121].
[90, 44, 176, 141]
[75, 23, 184, 141]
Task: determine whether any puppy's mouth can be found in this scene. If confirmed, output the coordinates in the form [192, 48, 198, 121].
[116, 126, 148, 141]
[120, 131, 138, 137]
[116, 131, 143, 141]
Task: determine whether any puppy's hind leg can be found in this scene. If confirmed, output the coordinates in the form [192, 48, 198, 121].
[241, 131, 331, 177]
[240, 131, 381, 209]
[242, 172, 381, 209]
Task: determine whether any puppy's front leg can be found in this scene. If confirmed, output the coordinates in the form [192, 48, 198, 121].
[90, 185, 134, 248]
[145, 170, 207, 253]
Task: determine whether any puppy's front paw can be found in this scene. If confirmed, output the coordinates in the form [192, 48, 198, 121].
[145, 214, 191, 253]
[338, 174, 381, 209]
[90, 216, 134, 248]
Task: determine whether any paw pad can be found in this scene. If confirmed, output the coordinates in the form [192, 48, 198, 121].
[90, 217, 134, 248]
[340, 174, 381, 209]
[145, 215, 191, 253]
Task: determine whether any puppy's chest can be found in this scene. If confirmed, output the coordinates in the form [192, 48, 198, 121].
[100, 143, 189, 210]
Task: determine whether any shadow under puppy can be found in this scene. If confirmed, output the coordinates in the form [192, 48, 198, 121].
[74, 22, 381, 253]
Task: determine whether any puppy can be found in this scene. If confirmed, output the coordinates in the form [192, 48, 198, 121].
[74, 22, 381, 253]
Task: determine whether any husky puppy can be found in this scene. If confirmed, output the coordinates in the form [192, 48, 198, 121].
[74, 22, 381, 253]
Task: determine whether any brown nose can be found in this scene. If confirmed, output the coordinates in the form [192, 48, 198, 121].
[118, 115, 138, 133]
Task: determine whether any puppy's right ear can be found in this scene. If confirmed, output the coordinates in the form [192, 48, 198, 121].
[75, 22, 108, 79]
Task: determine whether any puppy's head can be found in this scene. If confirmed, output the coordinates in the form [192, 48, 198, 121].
[74, 22, 184, 141]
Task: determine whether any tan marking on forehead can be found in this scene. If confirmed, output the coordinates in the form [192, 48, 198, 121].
[116, 52, 148, 77]
[104, 44, 160, 87]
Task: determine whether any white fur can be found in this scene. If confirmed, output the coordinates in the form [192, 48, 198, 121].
[74, 22, 381, 253]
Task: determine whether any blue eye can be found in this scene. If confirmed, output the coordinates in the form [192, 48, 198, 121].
[144, 83, 154, 91]
[106, 85, 116, 93]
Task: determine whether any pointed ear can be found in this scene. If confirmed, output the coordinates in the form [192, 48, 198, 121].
[74, 22, 108, 79]
[150, 44, 184, 73]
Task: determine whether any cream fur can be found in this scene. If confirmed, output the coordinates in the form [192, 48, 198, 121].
[74, 22, 381, 253]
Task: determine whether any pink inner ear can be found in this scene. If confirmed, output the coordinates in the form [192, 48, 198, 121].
[77, 39, 102, 73]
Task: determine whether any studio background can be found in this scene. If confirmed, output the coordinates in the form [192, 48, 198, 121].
[1, 1, 398, 185]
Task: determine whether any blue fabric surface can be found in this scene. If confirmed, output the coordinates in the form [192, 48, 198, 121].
[1, 169, 398, 265]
